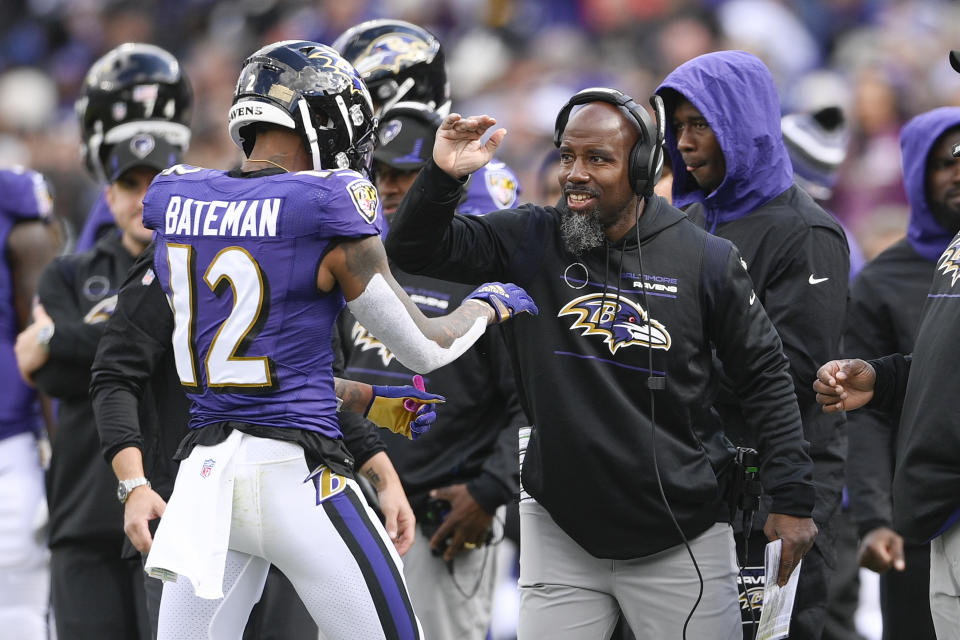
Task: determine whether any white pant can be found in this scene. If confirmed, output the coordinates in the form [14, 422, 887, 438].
[0, 432, 49, 640]
[157, 434, 422, 640]
[517, 499, 740, 640]
[930, 518, 960, 639]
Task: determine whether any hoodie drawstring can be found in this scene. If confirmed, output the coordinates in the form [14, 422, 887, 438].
[601, 242, 611, 329]
[706, 205, 719, 234]
[614, 237, 627, 325]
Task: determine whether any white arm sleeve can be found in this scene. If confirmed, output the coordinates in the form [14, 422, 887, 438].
[347, 273, 488, 374]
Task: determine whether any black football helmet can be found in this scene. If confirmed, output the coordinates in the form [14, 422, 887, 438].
[228, 41, 377, 174]
[332, 20, 450, 116]
[76, 43, 192, 182]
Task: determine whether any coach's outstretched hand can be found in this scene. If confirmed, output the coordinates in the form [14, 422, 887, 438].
[366, 375, 444, 440]
[813, 358, 876, 413]
[434, 113, 507, 179]
[466, 282, 539, 324]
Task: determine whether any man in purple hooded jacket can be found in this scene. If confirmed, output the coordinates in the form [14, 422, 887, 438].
[657, 51, 850, 639]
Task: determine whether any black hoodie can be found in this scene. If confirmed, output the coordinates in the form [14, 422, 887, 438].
[37, 232, 134, 546]
[658, 52, 850, 551]
[845, 108, 960, 538]
[386, 160, 814, 558]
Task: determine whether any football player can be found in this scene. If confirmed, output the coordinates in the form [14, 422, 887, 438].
[333, 19, 522, 216]
[137, 41, 536, 639]
[0, 167, 58, 639]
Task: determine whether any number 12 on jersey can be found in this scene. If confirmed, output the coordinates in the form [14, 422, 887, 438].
[166, 243, 276, 390]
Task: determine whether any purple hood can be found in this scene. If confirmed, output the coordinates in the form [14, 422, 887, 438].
[900, 107, 960, 262]
[656, 50, 794, 228]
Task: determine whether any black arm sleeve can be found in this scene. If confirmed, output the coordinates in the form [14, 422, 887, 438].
[466, 330, 524, 514]
[33, 258, 104, 398]
[90, 250, 172, 462]
[866, 353, 912, 417]
[760, 225, 849, 523]
[331, 327, 385, 469]
[385, 160, 468, 274]
[705, 237, 815, 516]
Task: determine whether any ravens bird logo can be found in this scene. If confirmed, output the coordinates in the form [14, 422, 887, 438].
[306, 50, 367, 96]
[938, 236, 960, 287]
[355, 34, 437, 77]
[351, 321, 395, 366]
[559, 293, 671, 355]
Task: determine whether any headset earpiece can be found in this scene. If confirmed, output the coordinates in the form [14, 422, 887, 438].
[553, 87, 662, 196]
[647, 95, 666, 194]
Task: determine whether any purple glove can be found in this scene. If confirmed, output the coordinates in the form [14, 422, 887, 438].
[410, 403, 437, 440]
[466, 282, 539, 323]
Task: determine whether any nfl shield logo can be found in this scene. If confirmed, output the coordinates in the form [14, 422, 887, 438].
[200, 458, 216, 478]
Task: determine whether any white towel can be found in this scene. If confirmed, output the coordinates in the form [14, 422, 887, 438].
[145, 429, 243, 599]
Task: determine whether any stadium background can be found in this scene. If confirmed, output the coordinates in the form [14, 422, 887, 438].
[3, 0, 959, 637]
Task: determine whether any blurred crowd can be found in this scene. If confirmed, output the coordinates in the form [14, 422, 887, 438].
[6, 2, 960, 639]
[2, 0, 960, 256]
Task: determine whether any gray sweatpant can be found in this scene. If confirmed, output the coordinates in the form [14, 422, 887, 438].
[517, 500, 741, 640]
[401, 509, 503, 640]
[930, 518, 960, 640]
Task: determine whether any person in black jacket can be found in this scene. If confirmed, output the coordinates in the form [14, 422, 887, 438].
[384, 88, 817, 638]
[821, 107, 960, 640]
[13, 133, 176, 639]
[656, 51, 850, 640]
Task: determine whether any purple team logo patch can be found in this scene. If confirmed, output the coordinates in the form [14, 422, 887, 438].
[380, 119, 402, 145]
[347, 178, 379, 224]
[130, 133, 156, 159]
[484, 169, 518, 209]
[200, 458, 216, 478]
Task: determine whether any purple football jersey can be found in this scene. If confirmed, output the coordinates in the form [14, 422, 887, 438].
[142, 166, 382, 437]
[0, 168, 52, 440]
[458, 161, 521, 216]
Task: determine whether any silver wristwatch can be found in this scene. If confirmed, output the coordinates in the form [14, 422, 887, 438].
[117, 477, 151, 504]
[36, 323, 55, 348]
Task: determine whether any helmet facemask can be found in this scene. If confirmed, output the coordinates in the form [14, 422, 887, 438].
[229, 43, 377, 175]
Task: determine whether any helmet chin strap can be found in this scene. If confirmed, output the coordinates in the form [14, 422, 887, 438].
[334, 95, 353, 144]
[297, 98, 322, 170]
[88, 121, 106, 184]
[379, 77, 416, 116]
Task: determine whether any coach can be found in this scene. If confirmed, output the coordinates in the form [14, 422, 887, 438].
[384, 90, 817, 638]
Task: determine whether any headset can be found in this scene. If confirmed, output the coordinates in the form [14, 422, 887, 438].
[553, 87, 666, 197]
